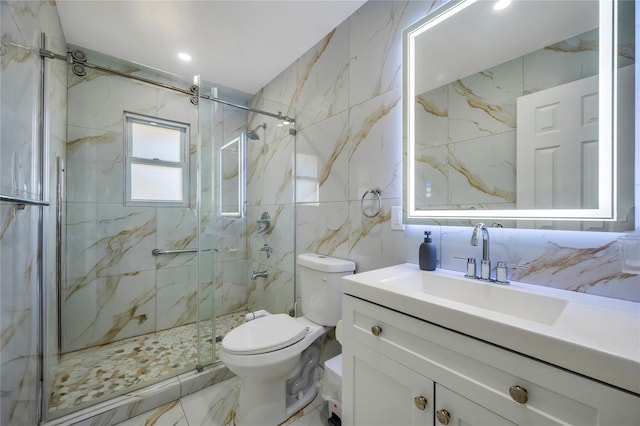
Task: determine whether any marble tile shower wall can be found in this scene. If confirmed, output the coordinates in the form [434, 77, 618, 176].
[214, 102, 249, 317]
[244, 107, 296, 315]
[250, 0, 639, 305]
[1, 1, 67, 424]
[63, 66, 214, 352]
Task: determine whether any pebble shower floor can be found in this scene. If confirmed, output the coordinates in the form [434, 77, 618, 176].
[48, 311, 248, 415]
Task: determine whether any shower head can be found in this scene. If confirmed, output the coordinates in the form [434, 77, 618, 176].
[246, 123, 267, 140]
[246, 129, 260, 140]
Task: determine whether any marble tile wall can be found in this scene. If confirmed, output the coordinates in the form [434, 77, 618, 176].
[212, 102, 249, 318]
[244, 102, 297, 315]
[1, 1, 68, 425]
[199, 86, 299, 325]
[62, 60, 207, 352]
[250, 0, 640, 305]
[62, 50, 278, 354]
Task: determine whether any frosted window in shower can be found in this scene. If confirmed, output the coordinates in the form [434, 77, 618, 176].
[125, 112, 189, 206]
[130, 163, 183, 201]
[131, 123, 181, 162]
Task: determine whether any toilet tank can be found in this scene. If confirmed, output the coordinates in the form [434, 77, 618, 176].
[297, 253, 356, 326]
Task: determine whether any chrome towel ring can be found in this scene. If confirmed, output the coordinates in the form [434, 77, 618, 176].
[361, 187, 382, 218]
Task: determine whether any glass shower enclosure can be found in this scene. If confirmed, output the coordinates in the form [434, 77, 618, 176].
[44, 47, 219, 419]
[0, 38, 298, 421]
[0, 24, 298, 421]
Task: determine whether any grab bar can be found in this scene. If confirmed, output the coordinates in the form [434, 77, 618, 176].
[1, 193, 50, 208]
[151, 248, 215, 256]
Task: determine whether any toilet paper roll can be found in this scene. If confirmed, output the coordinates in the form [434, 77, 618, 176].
[335, 320, 343, 345]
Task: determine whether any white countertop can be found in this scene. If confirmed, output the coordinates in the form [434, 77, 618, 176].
[342, 263, 640, 395]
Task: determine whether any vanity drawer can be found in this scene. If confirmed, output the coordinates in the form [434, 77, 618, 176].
[343, 295, 640, 426]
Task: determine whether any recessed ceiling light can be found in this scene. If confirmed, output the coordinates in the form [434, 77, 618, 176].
[494, 0, 511, 11]
[178, 52, 192, 62]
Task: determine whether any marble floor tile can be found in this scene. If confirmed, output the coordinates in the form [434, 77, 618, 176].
[114, 400, 188, 426]
[180, 376, 241, 426]
[288, 408, 328, 426]
[112, 378, 331, 426]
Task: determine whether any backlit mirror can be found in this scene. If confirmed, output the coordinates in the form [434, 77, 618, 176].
[403, 0, 635, 230]
[220, 135, 244, 217]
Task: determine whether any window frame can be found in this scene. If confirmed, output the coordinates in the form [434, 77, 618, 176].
[124, 111, 190, 207]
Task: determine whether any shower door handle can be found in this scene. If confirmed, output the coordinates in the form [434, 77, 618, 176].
[56, 156, 64, 352]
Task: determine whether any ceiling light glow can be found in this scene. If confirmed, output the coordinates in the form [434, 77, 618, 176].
[178, 52, 192, 62]
[494, 0, 511, 11]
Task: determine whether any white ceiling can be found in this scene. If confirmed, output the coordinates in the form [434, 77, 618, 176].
[56, 1, 367, 96]
[413, 0, 598, 94]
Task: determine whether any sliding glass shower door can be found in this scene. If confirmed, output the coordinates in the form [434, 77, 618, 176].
[46, 50, 208, 419]
[195, 81, 218, 367]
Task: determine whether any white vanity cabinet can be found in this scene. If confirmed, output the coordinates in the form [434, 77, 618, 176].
[342, 295, 640, 426]
[347, 339, 434, 425]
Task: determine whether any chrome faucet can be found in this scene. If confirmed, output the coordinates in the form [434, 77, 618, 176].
[251, 270, 268, 280]
[471, 223, 491, 280]
[260, 243, 273, 259]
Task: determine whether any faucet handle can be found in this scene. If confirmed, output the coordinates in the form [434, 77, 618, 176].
[454, 256, 477, 279]
[495, 261, 526, 284]
[496, 261, 509, 283]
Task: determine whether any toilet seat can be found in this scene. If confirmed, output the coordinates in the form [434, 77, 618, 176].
[221, 314, 309, 355]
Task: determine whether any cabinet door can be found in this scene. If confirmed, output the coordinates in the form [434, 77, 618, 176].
[434, 384, 516, 426]
[343, 340, 434, 426]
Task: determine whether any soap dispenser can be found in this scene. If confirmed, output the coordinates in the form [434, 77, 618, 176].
[419, 231, 437, 271]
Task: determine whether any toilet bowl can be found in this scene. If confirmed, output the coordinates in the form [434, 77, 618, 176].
[219, 253, 355, 426]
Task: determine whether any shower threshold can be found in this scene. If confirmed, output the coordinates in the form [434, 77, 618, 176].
[47, 310, 248, 417]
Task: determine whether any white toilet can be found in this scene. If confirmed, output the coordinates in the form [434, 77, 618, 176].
[219, 253, 355, 426]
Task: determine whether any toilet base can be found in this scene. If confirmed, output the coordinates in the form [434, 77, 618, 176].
[285, 384, 317, 420]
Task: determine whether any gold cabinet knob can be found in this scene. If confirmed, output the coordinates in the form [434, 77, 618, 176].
[509, 385, 528, 404]
[371, 325, 383, 336]
[436, 409, 451, 425]
[414, 395, 428, 410]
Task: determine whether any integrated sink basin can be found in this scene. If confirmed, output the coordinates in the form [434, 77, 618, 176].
[342, 263, 640, 395]
[379, 270, 568, 325]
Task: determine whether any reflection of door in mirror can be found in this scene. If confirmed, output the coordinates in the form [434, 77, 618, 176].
[517, 74, 599, 211]
[517, 64, 634, 230]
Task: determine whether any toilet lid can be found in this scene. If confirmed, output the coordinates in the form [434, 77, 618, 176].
[221, 314, 309, 355]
